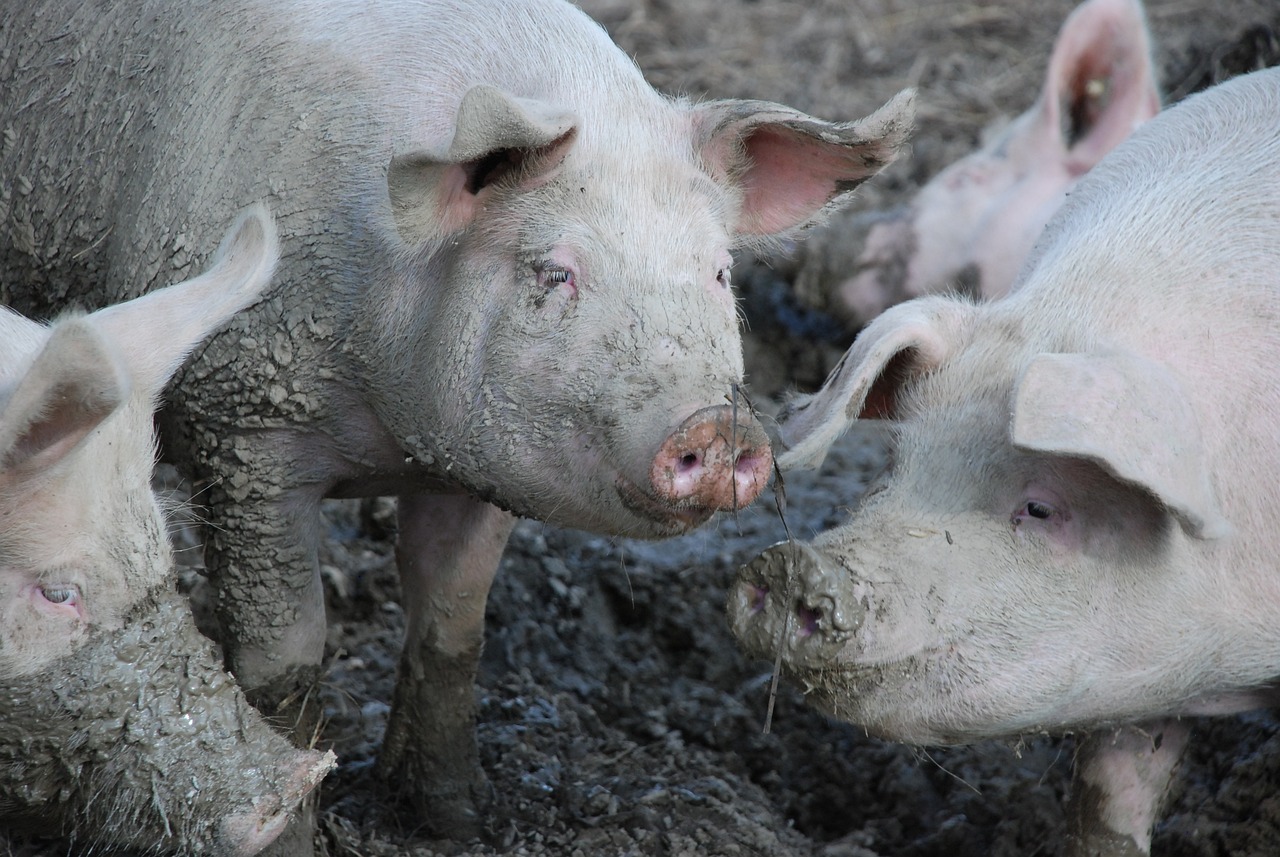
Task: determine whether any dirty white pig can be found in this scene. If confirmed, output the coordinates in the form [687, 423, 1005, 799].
[729, 67, 1280, 856]
[0, 206, 335, 856]
[787, 0, 1159, 328]
[0, 0, 913, 835]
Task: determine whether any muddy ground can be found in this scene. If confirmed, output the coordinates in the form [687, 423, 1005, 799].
[13, 1, 1280, 855]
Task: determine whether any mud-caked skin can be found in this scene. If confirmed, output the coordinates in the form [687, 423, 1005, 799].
[731, 68, 1280, 857]
[0, 0, 913, 835]
[0, 208, 333, 855]
[784, 0, 1160, 329]
[0, 586, 335, 856]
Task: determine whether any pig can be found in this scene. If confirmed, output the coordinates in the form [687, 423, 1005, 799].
[0, 206, 336, 856]
[728, 66, 1280, 856]
[786, 0, 1160, 329]
[0, 0, 914, 837]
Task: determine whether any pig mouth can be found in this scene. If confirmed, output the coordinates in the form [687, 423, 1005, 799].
[614, 478, 718, 534]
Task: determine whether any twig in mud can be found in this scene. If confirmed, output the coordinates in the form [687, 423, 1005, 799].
[763, 455, 795, 736]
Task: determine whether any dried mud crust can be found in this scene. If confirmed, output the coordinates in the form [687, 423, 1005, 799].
[309, 3, 1280, 855]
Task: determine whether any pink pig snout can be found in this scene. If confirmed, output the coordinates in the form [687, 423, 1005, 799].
[650, 404, 772, 513]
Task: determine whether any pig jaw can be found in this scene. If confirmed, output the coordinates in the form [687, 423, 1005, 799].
[0, 586, 335, 855]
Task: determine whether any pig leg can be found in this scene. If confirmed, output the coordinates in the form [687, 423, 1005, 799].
[1065, 719, 1190, 856]
[378, 493, 515, 836]
[199, 461, 330, 733]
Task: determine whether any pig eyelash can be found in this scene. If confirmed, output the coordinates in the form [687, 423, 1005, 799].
[39, 584, 80, 606]
[1012, 500, 1057, 526]
[536, 265, 576, 294]
[716, 267, 731, 289]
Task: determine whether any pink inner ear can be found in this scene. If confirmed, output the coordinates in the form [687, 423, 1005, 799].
[737, 126, 863, 236]
[435, 162, 484, 235]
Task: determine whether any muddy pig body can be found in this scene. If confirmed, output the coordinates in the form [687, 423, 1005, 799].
[0, 0, 913, 833]
[0, 207, 335, 856]
[730, 67, 1280, 855]
[789, 0, 1160, 328]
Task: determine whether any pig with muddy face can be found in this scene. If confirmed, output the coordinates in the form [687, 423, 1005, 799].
[789, 0, 1160, 328]
[729, 68, 1280, 856]
[0, 207, 335, 856]
[0, 0, 913, 835]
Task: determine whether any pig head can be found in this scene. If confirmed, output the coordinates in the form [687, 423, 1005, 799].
[731, 67, 1280, 855]
[792, 0, 1160, 328]
[0, 206, 334, 856]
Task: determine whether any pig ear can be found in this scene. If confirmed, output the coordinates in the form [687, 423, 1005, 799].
[694, 89, 915, 237]
[388, 84, 579, 244]
[1036, 0, 1160, 170]
[777, 297, 972, 471]
[91, 203, 279, 401]
[1012, 351, 1229, 540]
[0, 319, 131, 479]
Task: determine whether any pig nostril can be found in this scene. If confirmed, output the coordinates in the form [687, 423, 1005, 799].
[748, 584, 769, 614]
[678, 452, 700, 473]
[734, 450, 764, 476]
[796, 602, 822, 637]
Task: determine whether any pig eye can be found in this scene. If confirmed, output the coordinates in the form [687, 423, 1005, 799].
[39, 585, 80, 606]
[1012, 500, 1057, 526]
[716, 267, 731, 289]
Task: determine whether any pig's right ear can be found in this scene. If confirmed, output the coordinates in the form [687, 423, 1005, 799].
[0, 320, 130, 481]
[91, 203, 279, 402]
[777, 297, 973, 471]
[388, 84, 579, 245]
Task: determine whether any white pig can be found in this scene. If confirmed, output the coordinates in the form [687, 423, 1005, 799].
[0, 0, 914, 837]
[729, 67, 1280, 856]
[1, 206, 335, 856]
[791, 0, 1160, 328]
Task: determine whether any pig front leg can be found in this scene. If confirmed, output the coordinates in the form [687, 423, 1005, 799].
[1065, 719, 1190, 856]
[200, 463, 331, 734]
[378, 493, 516, 837]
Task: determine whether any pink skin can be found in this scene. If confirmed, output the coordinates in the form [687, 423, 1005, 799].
[833, 0, 1160, 327]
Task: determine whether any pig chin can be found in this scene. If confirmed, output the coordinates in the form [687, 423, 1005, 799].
[614, 478, 718, 536]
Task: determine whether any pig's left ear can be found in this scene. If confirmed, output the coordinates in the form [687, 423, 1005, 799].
[694, 89, 915, 237]
[388, 84, 579, 245]
[1012, 350, 1229, 540]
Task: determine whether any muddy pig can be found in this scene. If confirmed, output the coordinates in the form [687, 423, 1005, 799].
[786, 0, 1160, 329]
[0, 0, 914, 835]
[729, 67, 1280, 856]
[0, 206, 336, 855]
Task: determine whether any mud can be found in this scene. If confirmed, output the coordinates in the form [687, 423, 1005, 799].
[5, 1, 1279, 855]
[0, 586, 334, 856]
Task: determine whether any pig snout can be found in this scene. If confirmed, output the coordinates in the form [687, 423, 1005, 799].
[650, 404, 772, 514]
[220, 748, 336, 857]
[728, 540, 865, 670]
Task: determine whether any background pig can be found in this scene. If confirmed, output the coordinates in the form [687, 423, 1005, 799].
[0, 0, 913, 839]
[780, 0, 1160, 329]
[0, 206, 335, 856]
[730, 67, 1280, 856]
